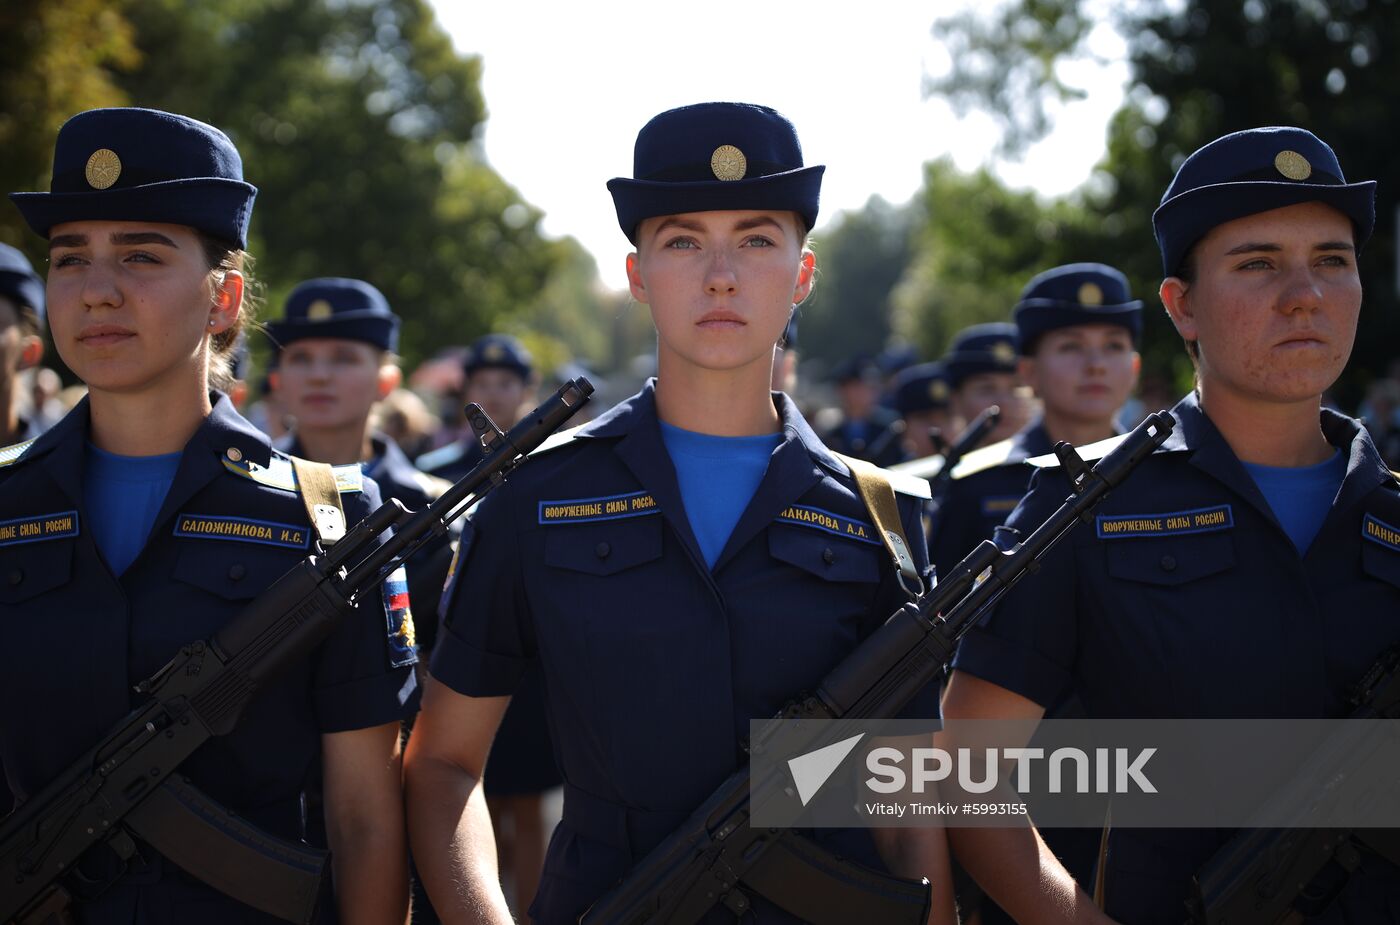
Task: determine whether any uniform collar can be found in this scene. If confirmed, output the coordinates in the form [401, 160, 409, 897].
[580, 379, 847, 471]
[578, 380, 838, 573]
[367, 432, 418, 486]
[1168, 389, 1391, 525]
[1008, 418, 1055, 462]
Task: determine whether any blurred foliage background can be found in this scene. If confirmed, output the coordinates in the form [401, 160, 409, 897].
[2, 0, 1395, 405]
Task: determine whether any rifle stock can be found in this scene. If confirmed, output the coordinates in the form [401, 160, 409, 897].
[0, 379, 593, 925]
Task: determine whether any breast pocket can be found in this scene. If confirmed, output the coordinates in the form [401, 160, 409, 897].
[768, 524, 883, 584]
[0, 539, 74, 604]
[1361, 541, 1400, 592]
[172, 542, 300, 601]
[1104, 532, 1235, 587]
[542, 515, 664, 578]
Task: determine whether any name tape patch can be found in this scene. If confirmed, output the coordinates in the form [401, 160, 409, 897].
[1363, 514, 1400, 552]
[539, 491, 659, 524]
[175, 514, 310, 549]
[1096, 504, 1233, 540]
[0, 510, 79, 546]
[981, 496, 1023, 517]
[776, 505, 880, 546]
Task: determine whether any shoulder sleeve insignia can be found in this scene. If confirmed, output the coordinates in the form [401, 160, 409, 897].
[382, 566, 417, 668]
[223, 455, 364, 494]
[0, 438, 38, 469]
[950, 439, 1017, 480]
[1025, 433, 1130, 469]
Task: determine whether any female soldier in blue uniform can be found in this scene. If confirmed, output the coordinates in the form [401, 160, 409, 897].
[943, 127, 1395, 924]
[3, 107, 417, 924]
[929, 264, 1141, 583]
[405, 101, 955, 924]
[267, 277, 455, 635]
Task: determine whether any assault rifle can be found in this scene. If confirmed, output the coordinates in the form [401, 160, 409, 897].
[0, 379, 594, 925]
[581, 410, 1175, 925]
[1189, 647, 1400, 924]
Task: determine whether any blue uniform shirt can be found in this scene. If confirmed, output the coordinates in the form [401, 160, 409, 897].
[953, 391, 1400, 924]
[433, 381, 933, 924]
[1242, 450, 1347, 554]
[83, 444, 182, 575]
[0, 395, 419, 924]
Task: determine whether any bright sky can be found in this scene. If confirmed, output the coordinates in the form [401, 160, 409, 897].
[433, 2, 1131, 290]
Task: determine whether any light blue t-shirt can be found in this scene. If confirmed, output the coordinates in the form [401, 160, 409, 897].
[83, 443, 182, 575]
[659, 421, 782, 568]
[1242, 449, 1347, 554]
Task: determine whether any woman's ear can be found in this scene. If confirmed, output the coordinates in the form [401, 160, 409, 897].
[18, 334, 43, 371]
[792, 249, 816, 305]
[1159, 277, 1197, 343]
[625, 252, 648, 304]
[209, 270, 245, 333]
[376, 363, 403, 401]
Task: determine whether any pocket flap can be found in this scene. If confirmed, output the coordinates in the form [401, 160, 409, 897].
[543, 516, 663, 577]
[769, 524, 882, 584]
[1104, 532, 1235, 586]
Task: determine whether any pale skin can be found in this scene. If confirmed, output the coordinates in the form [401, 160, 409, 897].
[941, 200, 1362, 924]
[406, 209, 956, 924]
[951, 371, 1036, 447]
[1017, 324, 1141, 448]
[45, 220, 411, 924]
[269, 337, 401, 465]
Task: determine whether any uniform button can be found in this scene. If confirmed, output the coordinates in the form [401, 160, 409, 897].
[6, 568, 22, 586]
[595, 542, 611, 559]
[822, 548, 835, 565]
[228, 563, 247, 581]
[226, 447, 243, 462]
[1159, 555, 1177, 572]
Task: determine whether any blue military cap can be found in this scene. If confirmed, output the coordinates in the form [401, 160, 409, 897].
[942, 322, 1019, 389]
[892, 362, 952, 414]
[265, 278, 400, 352]
[464, 334, 532, 379]
[831, 354, 881, 385]
[608, 102, 825, 244]
[10, 108, 257, 249]
[1153, 126, 1375, 277]
[1013, 263, 1142, 354]
[0, 244, 45, 327]
[877, 343, 920, 378]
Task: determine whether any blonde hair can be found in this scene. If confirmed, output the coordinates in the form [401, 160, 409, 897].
[199, 234, 260, 392]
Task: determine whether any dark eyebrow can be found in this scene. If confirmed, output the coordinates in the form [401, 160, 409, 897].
[111, 231, 178, 248]
[651, 217, 705, 235]
[49, 233, 86, 250]
[732, 215, 784, 232]
[1224, 240, 1355, 256]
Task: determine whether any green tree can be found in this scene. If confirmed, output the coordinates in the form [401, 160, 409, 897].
[891, 159, 1098, 360]
[801, 196, 918, 366]
[0, 0, 138, 254]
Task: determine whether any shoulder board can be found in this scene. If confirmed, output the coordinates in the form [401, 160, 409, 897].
[414, 441, 466, 472]
[949, 438, 1018, 480]
[412, 470, 454, 501]
[889, 453, 946, 481]
[0, 437, 38, 469]
[883, 466, 932, 500]
[222, 455, 364, 493]
[526, 424, 586, 459]
[1025, 433, 1128, 469]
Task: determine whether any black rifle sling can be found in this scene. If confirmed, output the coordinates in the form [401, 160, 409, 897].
[738, 832, 930, 925]
[123, 776, 326, 924]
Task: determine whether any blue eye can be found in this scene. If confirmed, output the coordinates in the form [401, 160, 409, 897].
[665, 237, 698, 249]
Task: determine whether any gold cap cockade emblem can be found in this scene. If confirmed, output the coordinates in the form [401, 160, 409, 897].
[1078, 282, 1105, 307]
[929, 380, 950, 403]
[1274, 150, 1313, 181]
[306, 299, 334, 321]
[85, 149, 122, 190]
[992, 341, 1016, 364]
[711, 145, 747, 182]
[483, 343, 506, 361]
